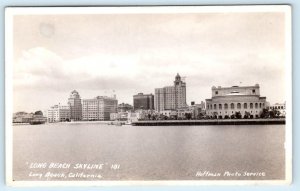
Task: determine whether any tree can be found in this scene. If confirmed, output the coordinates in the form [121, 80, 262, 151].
[235, 111, 242, 119]
[34, 110, 43, 116]
[185, 113, 192, 120]
[244, 111, 251, 119]
[260, 108, 269, 118]
[197, 112, 205, 119]
[269, 109, 281, 118]
[213, 112, 218, 119]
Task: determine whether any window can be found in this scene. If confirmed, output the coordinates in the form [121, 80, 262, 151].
[224, 103, 228, 109]
[237, 103, 241, 109]
[255, 103, 258, 109]
[250, 103, 253, 109]
[231, 103, 234, 109]
[214, 104, 217, 110]
[259, 103, 262, 108]
[215, 91, 218, 95]
[252, 89, 256, 93]
[219, 104, 222, 109]
[244, 103, 247, 109]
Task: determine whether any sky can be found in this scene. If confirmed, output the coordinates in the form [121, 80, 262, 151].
[12, 11, 288, 113]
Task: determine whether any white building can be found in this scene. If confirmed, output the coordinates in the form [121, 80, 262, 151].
[269, 102, 286, 117]
[127, 112, 145, 123]
[82, 96, 118, 121]
[47, 104, 70, 122]
[159, 110, 177, 118]
[110, 112, 129, 121]
[206, 84, 267, 119]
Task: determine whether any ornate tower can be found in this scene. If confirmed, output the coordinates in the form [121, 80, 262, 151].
[174, 73, 186, 109]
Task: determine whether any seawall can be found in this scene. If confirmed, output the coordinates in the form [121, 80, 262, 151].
[132, 118, 285, 126]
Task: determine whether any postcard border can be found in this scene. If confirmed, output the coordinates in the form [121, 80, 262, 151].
[4, 5, 292, 187]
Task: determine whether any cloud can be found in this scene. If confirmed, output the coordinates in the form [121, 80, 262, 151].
[12, 12, 288, 112]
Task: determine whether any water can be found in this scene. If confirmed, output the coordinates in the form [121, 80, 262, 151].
[13, 123, 285, 181]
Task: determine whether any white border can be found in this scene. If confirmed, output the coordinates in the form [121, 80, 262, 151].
[5, 5, 292, 186]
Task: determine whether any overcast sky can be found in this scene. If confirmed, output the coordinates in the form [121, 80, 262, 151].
[12, 11, 287, 112]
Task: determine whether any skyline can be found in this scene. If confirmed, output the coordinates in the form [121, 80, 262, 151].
[12, 12, 287, 112]
[13, 80, 283, 113]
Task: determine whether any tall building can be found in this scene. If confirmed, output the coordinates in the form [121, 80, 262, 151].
[82, 96, 118, 121]
[68, 90, 82, 121]
[47, 104, 70, 122]
[155, 73, 187, 112]
[133, 93, 154, 110]
[205, 84, 267, 119]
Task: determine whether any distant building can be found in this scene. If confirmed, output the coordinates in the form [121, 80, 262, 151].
[155, 73, 187, 112]
[127, 110, 147, 123]
[13, 112, 33, 123]
[205, 84, 267, 119]
[82, 96, 118, 121]
[177, 107, 192, 119]
[159, 110, 177, 118]
[68, 90, 82, 121]
[190, 101, 206, 119]
[30, 111, 47, 125]
[269, 102, 286, 117]
[47, 104, 70, 122]
[110, 112, 129, 121]
[117, 103, 133, 112]
[133, 93, 154, 110]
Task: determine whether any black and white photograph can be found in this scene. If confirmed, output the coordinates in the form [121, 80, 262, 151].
[5, 5, 292, 186]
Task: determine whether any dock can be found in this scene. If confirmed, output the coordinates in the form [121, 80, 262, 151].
[132, 118, 286, 126]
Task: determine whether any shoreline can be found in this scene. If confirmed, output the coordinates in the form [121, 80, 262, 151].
[132, 118, 285, 126]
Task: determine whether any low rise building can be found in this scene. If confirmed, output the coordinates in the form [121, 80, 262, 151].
[13, 112, 33, 123]
[269, 102, 286, 117]
[110, 112, 129, 121]
[117, 103, 133, 112]
[47, 104, 70, 122]
[206, 84, 267, 119]
[127, 111, 146, 123]
[190, 101, 206, 119]
[159, 110, 175, 118]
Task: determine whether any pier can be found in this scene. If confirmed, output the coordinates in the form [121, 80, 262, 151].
[132, 118, 285, 126]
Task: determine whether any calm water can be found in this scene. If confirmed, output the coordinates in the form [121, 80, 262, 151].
[13, 122, 285, 181]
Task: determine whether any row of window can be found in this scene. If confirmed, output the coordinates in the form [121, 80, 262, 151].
[207, 102, 265, 110]
[270, 106, 285, 110]
[208, 110, 258, 115]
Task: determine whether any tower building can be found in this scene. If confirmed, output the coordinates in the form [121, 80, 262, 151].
[68, 90, 82, 121]
[154, 73, 187, 112]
